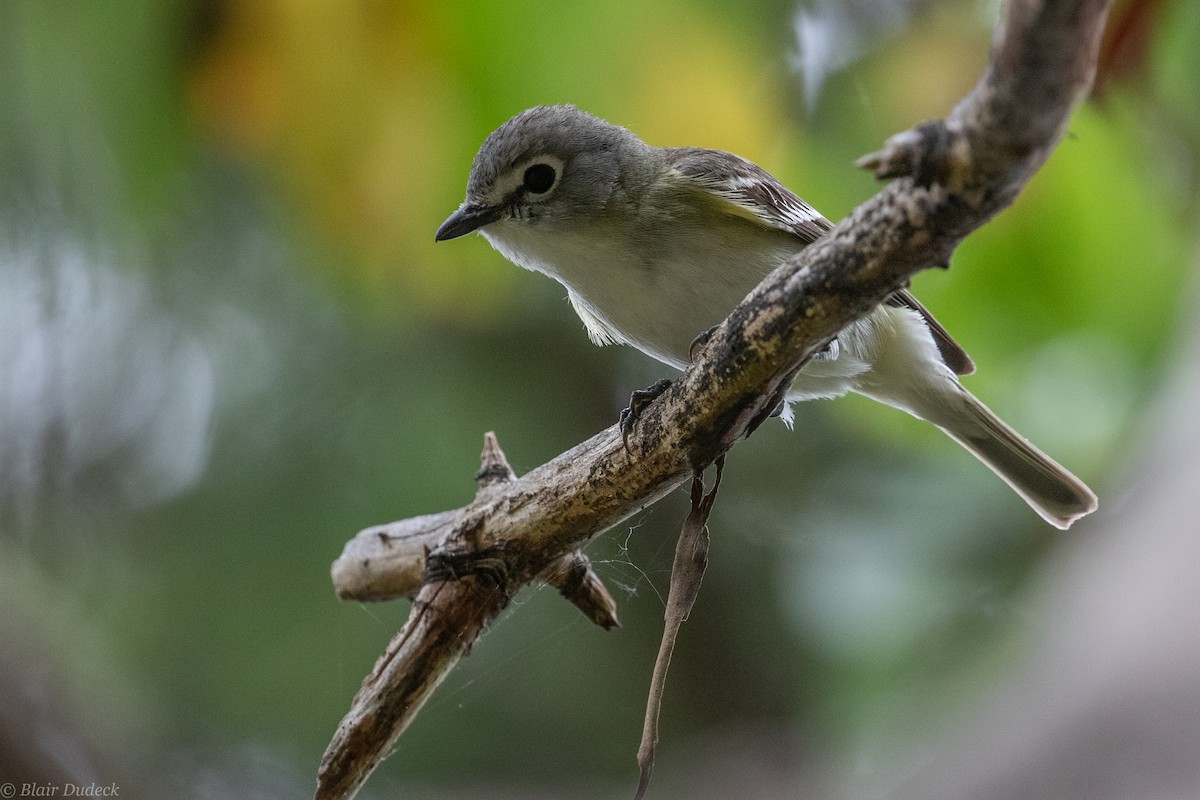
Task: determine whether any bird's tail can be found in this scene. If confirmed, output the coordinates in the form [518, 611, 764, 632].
[924, 390, 1097, 529]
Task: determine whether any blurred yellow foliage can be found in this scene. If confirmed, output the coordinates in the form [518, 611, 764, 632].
[188, 0, 788, 323]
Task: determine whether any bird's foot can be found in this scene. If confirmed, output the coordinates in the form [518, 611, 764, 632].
[688, 325, 719, 363]
[619, 379, 673, 453]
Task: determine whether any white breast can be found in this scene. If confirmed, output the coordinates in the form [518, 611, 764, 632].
[482, 216, 885, 400]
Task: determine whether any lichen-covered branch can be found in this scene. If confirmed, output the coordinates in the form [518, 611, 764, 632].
[316, 2, 1113, 797]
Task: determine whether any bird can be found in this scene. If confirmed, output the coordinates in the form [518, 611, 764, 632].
[435, 104, 1098, 529]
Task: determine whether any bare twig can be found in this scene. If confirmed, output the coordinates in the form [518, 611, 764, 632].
[317, 2, 1113, 797]
[540, 550, 621, 631]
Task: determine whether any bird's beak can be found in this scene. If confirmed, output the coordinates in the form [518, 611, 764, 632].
[435, 203, 506, 241]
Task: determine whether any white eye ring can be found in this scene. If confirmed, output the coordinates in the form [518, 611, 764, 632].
[481, 155, 564, 207]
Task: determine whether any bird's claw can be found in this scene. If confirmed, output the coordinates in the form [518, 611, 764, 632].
[688, 325, 719, 363]
[620, 379, 673, 454]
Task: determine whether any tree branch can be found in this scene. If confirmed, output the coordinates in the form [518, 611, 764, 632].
[316, 1, 1113, 797]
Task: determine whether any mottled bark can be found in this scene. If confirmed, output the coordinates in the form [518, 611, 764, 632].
[316, 2, 1114, 797]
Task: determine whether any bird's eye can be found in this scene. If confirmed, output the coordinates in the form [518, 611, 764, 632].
[522, 163, 557, 194]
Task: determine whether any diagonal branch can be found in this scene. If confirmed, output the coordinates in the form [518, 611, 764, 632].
[316, 1, 1113, 797]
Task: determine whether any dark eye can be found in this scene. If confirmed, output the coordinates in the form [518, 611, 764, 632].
[523, 163, 556, 194]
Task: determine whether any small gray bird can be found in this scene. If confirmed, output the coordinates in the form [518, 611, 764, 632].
[436, 105, 1097, 528]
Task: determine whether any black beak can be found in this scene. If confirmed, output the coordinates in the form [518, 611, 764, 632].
[435, 203, 506, 241]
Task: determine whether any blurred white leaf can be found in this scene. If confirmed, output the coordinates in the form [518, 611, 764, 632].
[791, 0, 914, 111]
[0, 235, 215, 520]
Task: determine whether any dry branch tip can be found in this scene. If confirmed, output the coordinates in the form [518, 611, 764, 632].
[541, 551, 621, 630]
[476, 431, 517, 488]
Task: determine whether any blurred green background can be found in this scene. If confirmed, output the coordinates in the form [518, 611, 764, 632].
[1, 0, 1197, 797]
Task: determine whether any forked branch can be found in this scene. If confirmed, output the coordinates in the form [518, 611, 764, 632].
[317, 1, 1113, 797]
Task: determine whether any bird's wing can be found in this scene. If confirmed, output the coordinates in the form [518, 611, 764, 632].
[886, 289, 975, 375]
[665, 147, 833, 245]
[664, 147, 974, 376]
